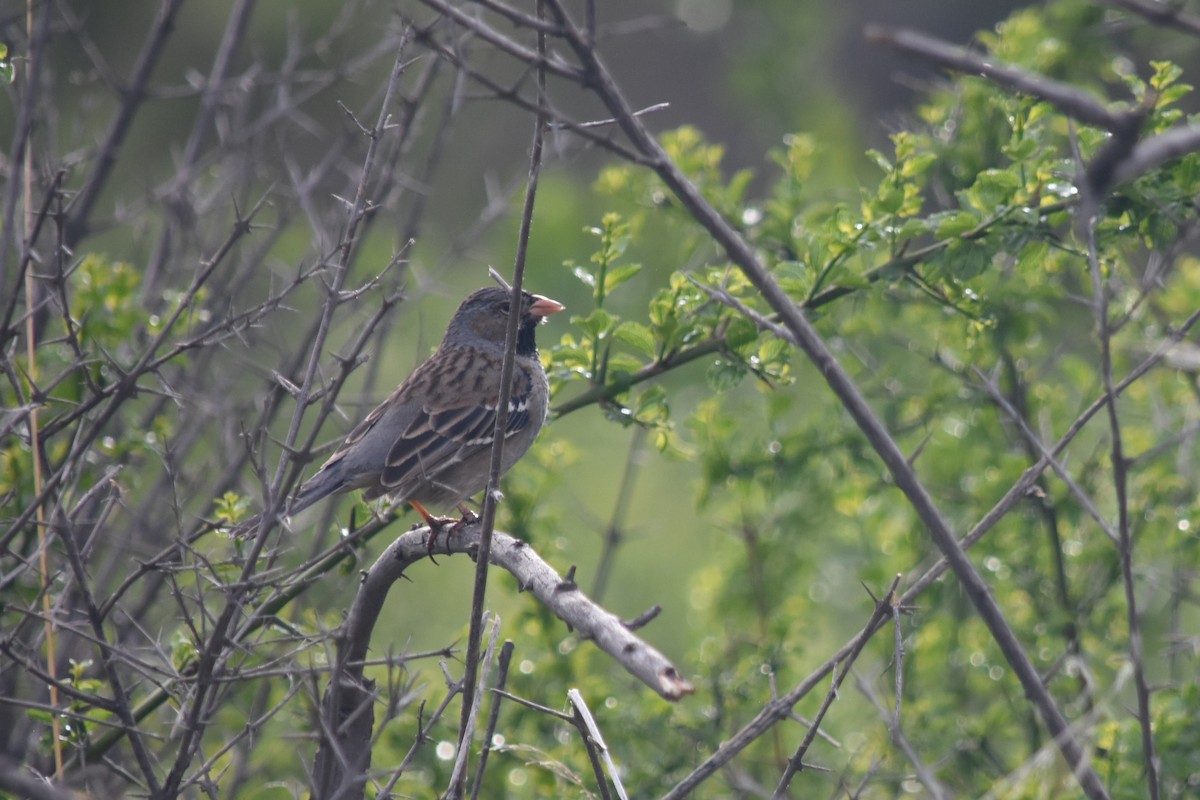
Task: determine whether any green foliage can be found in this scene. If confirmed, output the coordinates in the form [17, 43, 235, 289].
[0, 43, 13, 84]
[9, 0, 1200, 797]
[532, 3, 1200, 795]
[212, 491, 252, 525]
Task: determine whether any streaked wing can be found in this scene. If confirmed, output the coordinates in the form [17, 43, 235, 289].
[380, 393, 532, 491]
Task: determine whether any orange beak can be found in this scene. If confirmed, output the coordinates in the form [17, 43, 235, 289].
[530, 294, 565, 318]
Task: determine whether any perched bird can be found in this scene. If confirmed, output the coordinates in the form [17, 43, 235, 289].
[285, 286, 563, 539]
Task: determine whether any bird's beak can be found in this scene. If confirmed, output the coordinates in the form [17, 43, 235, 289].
[529, 294, 565, 318]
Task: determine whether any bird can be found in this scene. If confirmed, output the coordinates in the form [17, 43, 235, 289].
[280, 286, 563, 546]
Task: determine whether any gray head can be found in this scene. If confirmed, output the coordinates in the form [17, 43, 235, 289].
[442, 287, 564, 357]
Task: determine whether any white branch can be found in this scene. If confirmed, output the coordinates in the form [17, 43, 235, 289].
[350, 522, 695, 702]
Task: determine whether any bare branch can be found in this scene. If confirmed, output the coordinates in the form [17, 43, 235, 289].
[368, 523, 693, 699]
[772, 577, 901, 797]
[1105, 0, 1200, 37]
[568, 688, 625, 800]
[0, 756, 86, 800]
[1110, 123, 1200, 187]
[313, 517, 690, 800]
[65, 0, 187, 246]
[864, 25, 1139, 133]
[1082, 203, 1161, 799]
[468, 640, 516, 800]
[418, 0, 585, 82]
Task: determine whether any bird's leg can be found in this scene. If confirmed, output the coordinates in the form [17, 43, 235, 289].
[456, 502, 479, 524]
[410, 501, 483, 561]
[410, 500, 456, 560]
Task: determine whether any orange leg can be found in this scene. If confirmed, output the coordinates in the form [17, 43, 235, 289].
[411, 500, 449, 560]
[411, 500, 482, 561]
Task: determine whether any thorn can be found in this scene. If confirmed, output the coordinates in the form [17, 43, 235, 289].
[622, 605, 662, 631]
[488, 267, 512, 290]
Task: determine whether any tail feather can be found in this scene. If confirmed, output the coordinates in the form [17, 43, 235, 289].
[225, 464, 344, 537]
[286, 464, 344, 518]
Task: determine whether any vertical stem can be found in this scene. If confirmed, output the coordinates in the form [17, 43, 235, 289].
[1085, 217, 1160, 800]
[453, 4, 547, 795]
[590, 427, 645, 602]
[24, 0, 63, 777]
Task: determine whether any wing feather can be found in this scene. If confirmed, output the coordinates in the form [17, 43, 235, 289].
[379, 392, 533, 492]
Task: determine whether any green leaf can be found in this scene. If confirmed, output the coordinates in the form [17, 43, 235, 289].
[1158, 83, 1193, 108]
[866, 149, 893, 174]
[1139, 214, 1177, 249]
[875, 184, 905, 215]
[707, 359, 746, 391]
[606, 352, 644, 376]
[1002, 136, 1039, 161]
[634, 384, 668, 417]
[965, 168, 1021, 212]
[1150, 60, 1183, 92]
[900, 152, 938, 179]
[213, 491, 251, 525]
[935, 211, 982, 239]
[942, 239, 992, 280]
[774, 260, 813, 296]
[725, 315, 759, 351]
[612, 321, 656, 357]
[832, 270, 871, 290]
[603, 262, 642, 295]
[758, 336, 791, 366]
[571, 308, 615, 339]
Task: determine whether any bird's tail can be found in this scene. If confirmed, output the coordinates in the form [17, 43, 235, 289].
[284, 463, 344, 518]
[222, 464, 343, 538]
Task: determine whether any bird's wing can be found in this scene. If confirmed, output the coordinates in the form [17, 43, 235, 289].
[379, 390, 533, 492]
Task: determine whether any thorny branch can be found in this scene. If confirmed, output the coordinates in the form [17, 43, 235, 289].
[7, 2, 1200, 798]
[311, 521, 692, 799]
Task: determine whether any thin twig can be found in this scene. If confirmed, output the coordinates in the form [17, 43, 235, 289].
[590, 426, 645, 602]
[468, 640, 516, 800]
[1105, 0, 1200, 37]
[453, 5, 549, 796]
[64, 0, 186, 246]
[1082, 209, 1161, 799]
[447, 615, 502, 795]
[865, 25, 1139, 133]
[854, 672, 948, 800]
[568, 688, 626, 800]
[971, 366, 1120, 544]
[771, 577, 901, 797]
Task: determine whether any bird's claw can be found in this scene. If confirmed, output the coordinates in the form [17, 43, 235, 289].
[423, 514, 458, 562]
[411, 500, 482, 564]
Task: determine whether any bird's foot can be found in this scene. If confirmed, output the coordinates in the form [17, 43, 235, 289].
[455, 503, 479, 525]
[410, 501, 485, 563]
[410, 500, 482, 563]
[409, 500, 454, 563]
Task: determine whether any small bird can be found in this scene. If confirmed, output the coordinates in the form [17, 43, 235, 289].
[284, 286, 563, 541]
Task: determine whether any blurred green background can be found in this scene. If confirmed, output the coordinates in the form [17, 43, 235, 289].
[6, 0, 1200, 796]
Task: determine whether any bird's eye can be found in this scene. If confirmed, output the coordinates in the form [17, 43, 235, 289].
[499, 301, 511, 314]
